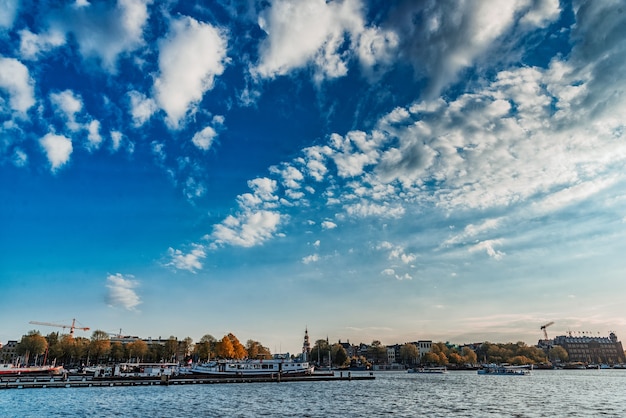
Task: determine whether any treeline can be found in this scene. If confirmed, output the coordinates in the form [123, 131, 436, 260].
[309, 340, 553, 368]
[12, 330, 272, 367]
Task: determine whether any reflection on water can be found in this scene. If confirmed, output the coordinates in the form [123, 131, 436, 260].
[2, 370, 626, 417]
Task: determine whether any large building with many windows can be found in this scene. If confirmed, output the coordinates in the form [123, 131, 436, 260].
[552, 332, 625, 364]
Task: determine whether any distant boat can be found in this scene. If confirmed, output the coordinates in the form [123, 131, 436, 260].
[0, 364, 63, 376]
[191, 359, 314, 377]
[408, 366, 448, 374]
[477, 364, 531, 376]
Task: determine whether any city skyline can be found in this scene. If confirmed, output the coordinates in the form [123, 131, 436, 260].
[2, 0, 626, 354]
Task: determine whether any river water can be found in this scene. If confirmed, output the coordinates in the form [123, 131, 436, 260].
[1, 369, 625, 417]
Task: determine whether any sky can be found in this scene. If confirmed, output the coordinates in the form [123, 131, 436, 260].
[1, 0, 626, 355]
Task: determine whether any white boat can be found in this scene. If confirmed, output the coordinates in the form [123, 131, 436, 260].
[191, 359, 314, 377]
[477, 364, 531, 376]
[408, 366, 448, 374]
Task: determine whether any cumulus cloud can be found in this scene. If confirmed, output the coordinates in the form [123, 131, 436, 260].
[106, 273, 141, 311]
[321, 220, 337, 230]
[211, 210, 282, 248]
[50, 90, 83, 131]
[47, 0, 151, 71]
[39, 133, 72, 171]
[191, 126, 217, 151]
[302, 254, 319, 264]
[128, 90, 157, 127]
[19, 29, 65, 60]
[154, 16, 228, 128]
[0, 56, 35, 113]
[255, 0, 396, 83]
[167, 245, 206, 272]
[86, 120, 103, 149]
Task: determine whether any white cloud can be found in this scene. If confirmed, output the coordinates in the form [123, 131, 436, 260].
[344, 201, 405, 218]
[128, 90, 157, 127]
[302, 254, 319, 264]
[388, 0, 559, 97]
[321, 220, 337, 230]
[50, 90, 83, 131]
[86, 120, 103, 149]
[255, 0, 394, 83]
[39, 133, 72, 171]
[191, 126, 217, 151]
[0, 0, 19, 30]
[106, 273, 141, 311]
[469, 239, 505, 260]
[381, 268, 395, 276]
[12, 148, 27, 167]
[50, 0, 151, 71]
[111, 130, 123, 151]
[154, 16, 228, 128]
[212, 210, 282, 248]
[0, 57, 35, 113]
[167, 245, 206, 272]
[520, 0, 560, 26]
[19, 29, 66, 60]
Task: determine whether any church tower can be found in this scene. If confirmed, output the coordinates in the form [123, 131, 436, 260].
[302, 327, 311, 361]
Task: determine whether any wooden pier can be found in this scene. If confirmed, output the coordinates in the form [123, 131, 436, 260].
[0, 372, 374, 390]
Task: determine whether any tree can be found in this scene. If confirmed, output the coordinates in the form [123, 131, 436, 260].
[227, 333, 247, 359]
[510, 355, 533, 365]
[17, 330, 48, 365]
[148, 342, 166, 362]
[165, 336, 178, 362]
[399, 343, 419, 365]
[181, 337, 193, 359]
[310, 339, 331, 365]
[127, 340, 148, 362]
[89, 330, 111, 365]
[246, 340, 272, 359]
[549, 346, 569, 363]
[461, 347, 478, 365]
[195, 334, 217, 361]
[367, 341, 387, 365]
[422, 352, 439, 365]
[216, 335, 235, 359]
[331, 344, 348, 367]
[74, 337, 90, 365]
[109, 342, 126, 362]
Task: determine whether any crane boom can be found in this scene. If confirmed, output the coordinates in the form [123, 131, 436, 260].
[29, 318, 90, 336]
[540, 321, 555, 340]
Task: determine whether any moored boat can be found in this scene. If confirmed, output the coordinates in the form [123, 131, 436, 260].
[191, 359, 314, 377]
[408, 366, 448, 374]
[477, 364, 531, 376]
[0, 364, 64, 376]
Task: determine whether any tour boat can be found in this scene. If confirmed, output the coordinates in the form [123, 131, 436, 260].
[190, 359, 314, 377]
[477, 364, 531, 375]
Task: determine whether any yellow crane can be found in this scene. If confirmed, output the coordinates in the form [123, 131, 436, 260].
[540, 321, 555, 340]
[29, 318, 90, 337]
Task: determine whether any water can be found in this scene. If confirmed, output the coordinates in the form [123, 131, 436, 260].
[1, 370, 625, 417]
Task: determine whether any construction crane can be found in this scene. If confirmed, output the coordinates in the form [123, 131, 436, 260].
[29, 318, 90, 337]
[540, 321, 555, 340]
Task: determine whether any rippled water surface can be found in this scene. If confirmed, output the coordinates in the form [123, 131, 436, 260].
[1, 370, 625, 417]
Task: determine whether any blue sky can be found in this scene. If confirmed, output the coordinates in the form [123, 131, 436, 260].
[2, 0, 626, 354]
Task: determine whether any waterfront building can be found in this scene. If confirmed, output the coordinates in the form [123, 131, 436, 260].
[552, 332, 626, 364]
[0, 340, 18, 364]
[387, 345, 397, 364]
[417, 340, 432, 359]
